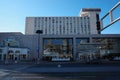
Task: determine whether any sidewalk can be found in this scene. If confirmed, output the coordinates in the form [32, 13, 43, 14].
[24, 66, 120, 73]
[1, 60, 120, 65]
[1, 61, 120, 73]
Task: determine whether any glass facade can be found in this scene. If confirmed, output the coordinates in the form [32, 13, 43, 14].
[92, 38, 120, 55]
[43, 38, 73, 61]
[75, 38, 120, 62]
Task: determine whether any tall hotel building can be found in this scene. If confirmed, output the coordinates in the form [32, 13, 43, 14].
[25, 8, 101, 35]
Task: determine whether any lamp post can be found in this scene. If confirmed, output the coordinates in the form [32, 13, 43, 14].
[5, 42, 9, 64]
[36, 30, 43, 64]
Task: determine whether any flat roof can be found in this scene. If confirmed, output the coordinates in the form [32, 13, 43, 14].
[82, 8, 101, 12]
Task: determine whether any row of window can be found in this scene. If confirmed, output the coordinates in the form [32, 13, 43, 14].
[36, 27, 90, 35]
[34, 24, 90, 34]
[34, 17, 90, 35]
[34, 17, 89, 26]
[34, 17, 89, 21]
[34, 17, 90, 28]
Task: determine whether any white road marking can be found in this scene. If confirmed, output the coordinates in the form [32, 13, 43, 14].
[12, 73, 40, 76]
[12, 76, 45, 79]
[65, 76, 96, 78]
[80, 76, 96, 77]
[0, 71, 9, 76]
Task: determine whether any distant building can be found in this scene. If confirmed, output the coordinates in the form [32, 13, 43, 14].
[25, 8, 101, 35]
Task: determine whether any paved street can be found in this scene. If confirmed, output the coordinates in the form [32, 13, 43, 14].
[0, 62, 120, 80]
[2, 72, 120, 80]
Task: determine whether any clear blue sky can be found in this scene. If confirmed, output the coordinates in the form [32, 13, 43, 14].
[0, 0, 119, 34]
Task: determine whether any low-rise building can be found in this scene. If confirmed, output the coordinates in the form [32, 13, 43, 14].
[0, 33, 120, 62]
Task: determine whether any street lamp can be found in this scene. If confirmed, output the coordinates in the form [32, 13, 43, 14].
[5, 42, 10, 64]
[36, 30, 43, 64]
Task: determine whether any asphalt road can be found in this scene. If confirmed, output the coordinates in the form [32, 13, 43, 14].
[1, 71, 120, 80]
[0, 62, 120, 80]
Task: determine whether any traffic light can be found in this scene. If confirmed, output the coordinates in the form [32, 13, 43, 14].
[96, 21, 101, 30]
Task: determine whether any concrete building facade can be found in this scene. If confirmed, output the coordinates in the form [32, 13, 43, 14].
[25, 8, 101, 35]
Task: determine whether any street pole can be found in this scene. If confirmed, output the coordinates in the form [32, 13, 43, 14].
[5, 42, 9, 64]
[37, 33, 40, 64]
[36, 30, 43, 64]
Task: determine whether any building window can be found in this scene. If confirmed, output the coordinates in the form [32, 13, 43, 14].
[15, 50, 20, 53]
[3, 54, 6, 60]
[0, 49, 2, 53]
[23, 55, 26, 59]
[81, 25, 83, 33]
[20, 54, 27, 60]
[52, 18, 55, 23]
[34, 18, 37, 28]
[8, 50, 14, 53]
[0, 54, 2, 60]
[45, 17, 47, 21]
[88, 25, 90, 34]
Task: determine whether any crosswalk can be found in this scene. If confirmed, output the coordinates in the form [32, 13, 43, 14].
[1, 72, 120, 80]
[0, 70, 9, 77]
[8, 73, 97, 80]
[0, 65, 32, 80]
